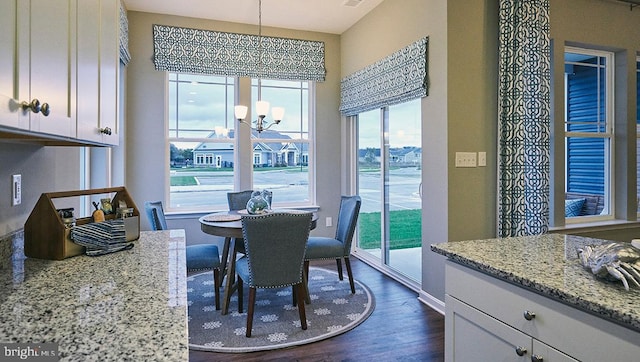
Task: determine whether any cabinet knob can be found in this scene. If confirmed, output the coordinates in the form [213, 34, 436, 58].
[99, 127, 112, 135]
[515, 346, 528, 356]
[21, 99, 41, 113]
[40, 102, 50, 116]
[531, 355, 544, 362]
[523, 310, 536, 321]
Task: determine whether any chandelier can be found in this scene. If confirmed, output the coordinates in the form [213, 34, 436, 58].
[234, 0, 285, 133]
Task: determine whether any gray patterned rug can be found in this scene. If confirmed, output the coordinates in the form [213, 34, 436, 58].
[187, 267, 375, 353]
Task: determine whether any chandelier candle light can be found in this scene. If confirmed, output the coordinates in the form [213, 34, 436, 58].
[234, 0, 285, 133]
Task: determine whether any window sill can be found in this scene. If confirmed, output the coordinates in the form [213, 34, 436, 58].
[549, 219, 640, 234]
[165, 205, 321, 219]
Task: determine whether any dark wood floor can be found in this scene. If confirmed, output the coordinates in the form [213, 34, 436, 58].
[189, 258, 445, 362]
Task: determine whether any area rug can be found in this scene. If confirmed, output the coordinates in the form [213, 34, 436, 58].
[187, 267, 375, 353]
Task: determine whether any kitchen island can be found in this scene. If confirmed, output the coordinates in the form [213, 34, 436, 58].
[0, 230, 188, 361]
[432, 233, 640, 361]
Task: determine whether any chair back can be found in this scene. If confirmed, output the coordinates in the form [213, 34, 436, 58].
[144, 201, 168, 230]
[227, 190, 254, 211]
[335, 195, 362, 255]
[241, 212, 312, 288]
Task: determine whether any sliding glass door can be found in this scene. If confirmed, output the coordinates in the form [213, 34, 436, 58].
[356, 99, 422, 282]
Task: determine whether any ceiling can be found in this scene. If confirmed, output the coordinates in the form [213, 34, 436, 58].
[122, 0, 385, 34]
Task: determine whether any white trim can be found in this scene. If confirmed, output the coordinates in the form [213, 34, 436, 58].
[418, 290, 445, 315]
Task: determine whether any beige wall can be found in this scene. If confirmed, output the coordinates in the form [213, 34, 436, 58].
[341, 0, 498, 301]
[0, 144, 81, 235]
[125, 11, 343, 245]
[550, 0, 640, 226]
[340, 0, 639, 303]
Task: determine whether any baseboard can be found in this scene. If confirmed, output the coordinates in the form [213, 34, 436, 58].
[418, 290, 445, 315]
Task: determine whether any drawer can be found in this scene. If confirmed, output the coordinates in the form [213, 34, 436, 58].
[445, 261, 640, 361]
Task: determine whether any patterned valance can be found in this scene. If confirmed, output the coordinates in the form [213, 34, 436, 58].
[339, 37, 428, 116]
[119, 0, 131, 65]
[152, 24, 326, 82]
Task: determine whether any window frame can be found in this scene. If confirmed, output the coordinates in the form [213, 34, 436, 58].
[166, 73, 316, 212]
[563, 46, 615, 223]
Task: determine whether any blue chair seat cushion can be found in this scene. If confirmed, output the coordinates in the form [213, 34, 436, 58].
[305, 237, 345, 259]
[235, 256, 250, 283]
[186, 244, 220, 271]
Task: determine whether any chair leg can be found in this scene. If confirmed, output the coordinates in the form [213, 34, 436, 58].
[221, 241, 237, 315]
[213, 268, 221, 310]
[246, 287, 256, 337]
[303, 260, 311, 304]
[344, 257, 356, 294]
[292, 285, 297, 306]
[219, 237, 231, 285]
[295, 283, 307, 330]
[336, 258, 344, 280]
[237, 277, 244, 313]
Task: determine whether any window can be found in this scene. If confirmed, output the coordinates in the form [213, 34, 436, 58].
[167, 74, 315, 211]
[168, 73, 236, 211]
[564, 48, 614, 220]
[251, 79, 313, 206]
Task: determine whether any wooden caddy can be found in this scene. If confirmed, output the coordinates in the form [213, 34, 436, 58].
[24, 186, 140, 260]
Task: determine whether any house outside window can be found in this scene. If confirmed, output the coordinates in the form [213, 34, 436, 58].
[251, 79, 313, 206]
[564, 47, 614, 220]
[167, 74, 315, 211]
[168, 73, 236, 211]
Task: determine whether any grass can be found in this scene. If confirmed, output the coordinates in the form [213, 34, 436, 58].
[358, 209, 422, 250]
[171, 176, 198, 186]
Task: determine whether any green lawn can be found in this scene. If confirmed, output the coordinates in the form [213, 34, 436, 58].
[171, 176, 198, 186]
[358, 209, 422, 250]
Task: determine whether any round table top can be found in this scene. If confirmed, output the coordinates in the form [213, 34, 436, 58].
[199, 209, 317, 239]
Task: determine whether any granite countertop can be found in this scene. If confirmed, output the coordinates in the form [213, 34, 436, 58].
[431, 233, 640, 333]
[0, 230, 188, 361]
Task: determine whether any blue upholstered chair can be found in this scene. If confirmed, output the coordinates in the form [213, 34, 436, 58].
[304, 195, 362, 294]
[227, 190, 254, 211]
[144, 200, 222, 310]
[144, 201, 168, 231]
[235, 212, 312, 337]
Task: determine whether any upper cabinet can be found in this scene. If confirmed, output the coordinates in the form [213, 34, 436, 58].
[77, 0, 119, 145]
[0, 0, 26, 130]
[17, 0, 75, 138]
[0, 0, 120, 146]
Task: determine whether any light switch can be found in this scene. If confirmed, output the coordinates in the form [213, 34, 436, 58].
[455, 152, 477, 167]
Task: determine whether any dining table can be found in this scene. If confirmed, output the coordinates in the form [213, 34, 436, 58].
[199, 209, 317, 314]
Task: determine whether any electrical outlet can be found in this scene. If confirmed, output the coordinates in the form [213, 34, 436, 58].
[326, 217, 332, 227]
[12, 174, 21, 206]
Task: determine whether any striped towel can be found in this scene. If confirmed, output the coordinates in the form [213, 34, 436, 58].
[70, 219, 134, 256]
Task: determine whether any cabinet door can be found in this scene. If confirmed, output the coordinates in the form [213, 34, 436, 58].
[99, 0, 119, 145]
[0, 0, 25, 130]
[18, 0, 75, 138]
[445, 295, 530, 362]
[77, 0, 118, 145]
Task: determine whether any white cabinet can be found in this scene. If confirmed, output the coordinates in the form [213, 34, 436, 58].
[444, 261, 640, 361]
[446, 295, 577, 362]
[0, 0, 119, 146]
[76, 0, 119, 145]
[17, 0, 75, 138]
[0, 0, 27, 130]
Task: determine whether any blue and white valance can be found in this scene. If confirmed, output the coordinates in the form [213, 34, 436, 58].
[152, 24, 326, 82]
[339, 37, 428, 116]
[119, 0, 131, 65]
